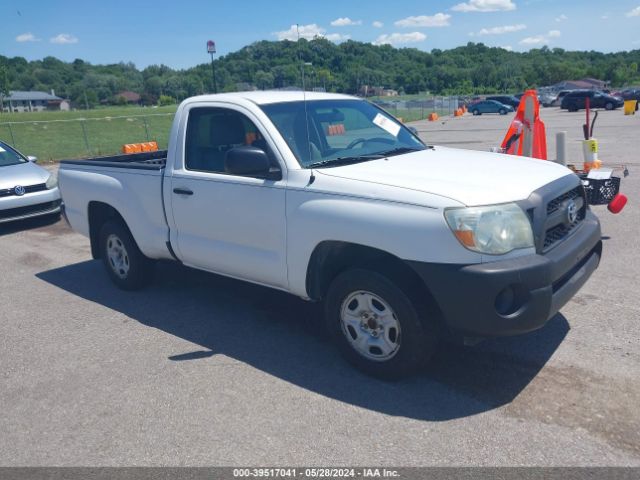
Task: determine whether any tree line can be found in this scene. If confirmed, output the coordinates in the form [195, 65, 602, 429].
[1, 39, 639, 108]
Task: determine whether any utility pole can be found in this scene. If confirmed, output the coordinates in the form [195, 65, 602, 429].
[207, 40, 218, 93]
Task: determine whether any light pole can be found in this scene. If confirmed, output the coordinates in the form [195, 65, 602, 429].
[207, 40, 218, 93]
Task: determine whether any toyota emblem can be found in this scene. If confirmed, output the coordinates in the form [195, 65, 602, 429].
[14, 185, 26, 196]
[566, 199, 578, 224]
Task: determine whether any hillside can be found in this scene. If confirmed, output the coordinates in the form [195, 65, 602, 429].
[1, 39, 639, 106]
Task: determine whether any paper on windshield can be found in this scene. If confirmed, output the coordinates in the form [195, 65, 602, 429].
[0, 146, 5, 152]
[373, 113, 401, 137]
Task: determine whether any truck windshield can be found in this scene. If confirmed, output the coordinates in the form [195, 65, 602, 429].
[260, 99, 426, 168]
[0, 142, 27, 167]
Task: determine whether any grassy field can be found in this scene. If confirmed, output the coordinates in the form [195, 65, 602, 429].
[0, 100, 455, 162]
[0, 106, 177, 162]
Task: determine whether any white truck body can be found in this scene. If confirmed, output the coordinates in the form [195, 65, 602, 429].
[59, 91, 602, 376]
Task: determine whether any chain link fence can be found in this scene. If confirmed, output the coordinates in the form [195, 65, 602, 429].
[0, 97, 462, 162]
[0, 113, 174, 162]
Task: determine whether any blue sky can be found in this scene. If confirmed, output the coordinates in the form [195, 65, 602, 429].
[3, 0, 640, 69]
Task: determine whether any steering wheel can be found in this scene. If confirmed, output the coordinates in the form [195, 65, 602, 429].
[345, 137, 396, 149]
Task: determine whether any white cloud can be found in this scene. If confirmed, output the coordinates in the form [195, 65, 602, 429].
[15, 32, 40, 42]
[50, 33, 78, 44]
[474, 24, 526, 35]
[501, 45, 513, 51]
[330, 17, 361, 26]
[373, 32, 427, 46]
[274, 24, 325, 41]
[273, 24, 349, 43]
[519, 29, 560, 45]
[452, 0, 516, 12]
[394, 13, 451, 28]
[372, 21, 384, 28]
[626, 6, 640, 17]
[555, 14, 567, 22]
[325, 33, 351, 42]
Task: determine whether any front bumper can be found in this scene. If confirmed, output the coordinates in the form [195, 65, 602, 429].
[408, 210, 602, 337]
[0, 188, 62, 224]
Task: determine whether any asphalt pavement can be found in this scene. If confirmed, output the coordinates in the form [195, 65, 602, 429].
[1, 106, 639, 466]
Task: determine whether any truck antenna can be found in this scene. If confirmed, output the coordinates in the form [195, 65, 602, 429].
[296, 24, 315, 185]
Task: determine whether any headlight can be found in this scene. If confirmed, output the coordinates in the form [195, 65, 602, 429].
[46, 173, 58, 189]
[444, 203, 534, 255]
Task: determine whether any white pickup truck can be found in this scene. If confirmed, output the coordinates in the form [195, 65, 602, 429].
[59, 92, 602, 378]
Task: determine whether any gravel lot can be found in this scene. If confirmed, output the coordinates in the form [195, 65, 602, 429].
[1, 106, 639, 466]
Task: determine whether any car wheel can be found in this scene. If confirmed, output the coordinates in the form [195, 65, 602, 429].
[99, 220, 155, 290]
[471, 109, 480, 116]
[605, 102, 614, 111]
[499, 108, 507, 115]
[324, 268, 438, 379]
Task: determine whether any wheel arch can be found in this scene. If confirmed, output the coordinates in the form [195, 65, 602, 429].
[305, 241, 443, 323]
[87, 201, 126, 259]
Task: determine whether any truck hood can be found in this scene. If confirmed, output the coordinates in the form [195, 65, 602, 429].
[0, 161, 51, 190]
[316, 146, 573, 206]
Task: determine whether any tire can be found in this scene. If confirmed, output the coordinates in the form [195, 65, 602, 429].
[499, 108, 507, 115]
[99, 220, 155, 290]
[471, 109, 480, 116]
[324, 268, 438, 379]
[605, 102, 614, 111]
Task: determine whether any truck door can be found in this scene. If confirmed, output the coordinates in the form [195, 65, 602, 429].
[168, 105, 288, 289]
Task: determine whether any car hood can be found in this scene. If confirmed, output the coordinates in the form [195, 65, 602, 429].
[0, 161, 51, 190]
[315, 146, 573, 206]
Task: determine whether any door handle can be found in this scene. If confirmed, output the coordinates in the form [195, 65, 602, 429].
[173, 187, 194, 196]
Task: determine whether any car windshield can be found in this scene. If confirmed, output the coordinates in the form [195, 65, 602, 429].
[0, 142, 27, 167]
[260, 99, 426, 168]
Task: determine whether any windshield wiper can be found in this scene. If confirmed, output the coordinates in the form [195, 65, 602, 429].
[375, 146, 425, 157]
[306, 154, 385, 169]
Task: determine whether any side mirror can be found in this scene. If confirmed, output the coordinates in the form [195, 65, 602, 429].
[27, 156, 37, 162]
[225, 146, 280, 179]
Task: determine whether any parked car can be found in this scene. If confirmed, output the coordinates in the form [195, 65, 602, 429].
[485, 95, 520, 108]
[561, 90, 624, 111]
[59, 92, 602, 379]
[469, 100, 514, 115]
[549, 90, 573, 107]
[619, 87, 640, 111]
[539, 92, 558, 107]
[0, 140, 61, 224]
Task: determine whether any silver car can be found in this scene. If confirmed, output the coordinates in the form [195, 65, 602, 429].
[0, 140, 61, 223]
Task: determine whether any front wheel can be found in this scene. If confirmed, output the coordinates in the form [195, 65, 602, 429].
[499, 108, 507, 115]
[324, 269, 438, 379]
[99, 220, 155, 290]
[605, 102, 614, 111]
[471, 109, 480, 116]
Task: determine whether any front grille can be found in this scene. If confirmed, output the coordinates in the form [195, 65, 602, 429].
[542, 186, 586, 251]
[0, 183, 48, 198]
[0, 199, 61, 220]
[546, 186, 582, 215]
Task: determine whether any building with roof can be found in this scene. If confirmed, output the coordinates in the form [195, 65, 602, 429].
[1, 90, 68, 113]
[550, 78, 610, 92]
[114, 91, 142, 104]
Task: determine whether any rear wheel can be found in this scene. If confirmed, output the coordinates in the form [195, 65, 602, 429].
[99, 220, 155, 290]
[605, 102, 614, 111]
[325, 268, 438, 379]
[471, 109, 480, 116]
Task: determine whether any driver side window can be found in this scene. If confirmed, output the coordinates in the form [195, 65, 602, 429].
[185, 107, 276, 174]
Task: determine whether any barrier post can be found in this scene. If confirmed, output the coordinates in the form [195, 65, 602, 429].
[555, 131, 567, 165]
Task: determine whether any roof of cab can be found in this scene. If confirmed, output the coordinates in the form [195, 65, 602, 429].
[183, 90, 357, 106]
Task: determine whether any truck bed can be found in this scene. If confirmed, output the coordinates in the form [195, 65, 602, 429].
[60, 150, 167, 170]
